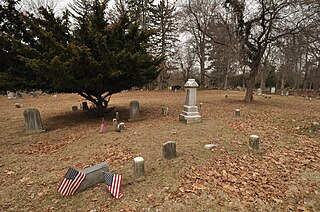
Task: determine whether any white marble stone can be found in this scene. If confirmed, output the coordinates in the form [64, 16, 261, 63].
[179, 79, 201, 124]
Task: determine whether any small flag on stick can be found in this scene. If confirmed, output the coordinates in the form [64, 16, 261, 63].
[104, 172, 123, 199]
[57, 167, 86, 196]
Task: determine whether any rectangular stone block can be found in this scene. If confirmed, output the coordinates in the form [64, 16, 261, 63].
[76, 162, 108, 193]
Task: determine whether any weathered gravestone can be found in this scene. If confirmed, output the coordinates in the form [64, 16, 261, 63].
[179, 79, 201, 124]
[271, 87, 276, 94]
[249, 135, 260, 152]
[82, 102, 89, 111]
[162, 106, 169, 116]
[76, 162, 109, 193]
[115, 111, 120, 121]
[134, 157, 145, 178]
[7, 91, 16, 100]
[129, 100, 141, 121]
[256, 88, 262, 95]
[235, 109, 241, 117]
[163, 141, 176, 159]
[113, 118, 118, 131]
[23, 108, 43, 132]
[117, 122, 126, 132]
[310, 122, 319, 133]
[72, 106, 78, 111]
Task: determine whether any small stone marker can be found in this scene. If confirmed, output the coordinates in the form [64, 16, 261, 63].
[249, 135, 260, 152]
[285, 91, 289, 96]
[23, 108, 43, 132]
[129, 100, 141, 121]
[77, 162, 109, 193]
[115, 111, 120, 121]
[204, 144, 217, 150]
[82, 102, 89, 111]
[14, 103, 22, 108]
[134, 157, 145, 178]
[7, 91, 16, 99]
[271, 87, 276, 94]
[162, 106, 169, 116]
[179, 79, 201, 124]
[225, 95, 228, 99]
[163, 141, 177, 159]
[113, 118, 118, 131]
[72, 106, 78, 111]
[117, 122, 126, 132]
[310, 122, 319, 132]
[199, 103, 203, 109]
[281, 91, 284, 96]
[235, 109, 240, 117]
[256, 88, 262, 95]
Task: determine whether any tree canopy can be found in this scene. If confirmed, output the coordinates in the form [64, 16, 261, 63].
[0, 0, 161, 113]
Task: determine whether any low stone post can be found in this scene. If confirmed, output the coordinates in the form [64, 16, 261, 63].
[115, 112, 120, 121]
[310, 122, 319, 132]
[82, 102, 89, 111]
[134, 157, 145, 178]
[72, 106, 78, 111]
[249, 135, 260, 152]
[112, 118, 118, 131]
[162, 106, 169, 116]
[129, 100, 141, 121]
[235, 109, 240, 117]
[23, 108, 43, 132]
[179, 79, 201, 124]
[76, 162, 109, 193]
[163, 141, 176, 159]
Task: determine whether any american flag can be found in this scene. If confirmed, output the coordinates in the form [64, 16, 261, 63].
[57, 167, 86, 196]
[104, 172, 123, 199]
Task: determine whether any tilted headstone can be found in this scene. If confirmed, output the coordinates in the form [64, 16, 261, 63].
[117, 122, 126, 132]
[162, 106, 169, 116]
[72, 106, 78, 111]
[163, 141, 176, 159]
[271, 87, 276, 94]
[249, 135, 260, 152]
[310, 122, 319, 133]
[129, 100, 141, 121]
[134, 157, 145, 178]
[82, 102, 89, 111]
[256, 88, 262, 95]
[7, 91, 16, 100]
[23, 108, 43, 132]
[235, 109, 240, 117]
[15, 103, 22, 108]
[76, 162, 109, 193]
[179, 79, 201, 124]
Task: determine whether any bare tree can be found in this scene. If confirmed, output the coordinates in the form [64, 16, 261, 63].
[20, 0, 64, 14]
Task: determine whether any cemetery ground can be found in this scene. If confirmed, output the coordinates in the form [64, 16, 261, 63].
[0, 90, 319, 211]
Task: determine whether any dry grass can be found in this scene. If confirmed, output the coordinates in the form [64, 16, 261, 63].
[0, 90, 319, 211]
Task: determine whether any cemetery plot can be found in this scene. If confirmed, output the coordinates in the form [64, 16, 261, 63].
[0, 90, 319, 211]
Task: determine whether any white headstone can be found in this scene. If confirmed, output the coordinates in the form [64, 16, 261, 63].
[179, 79, 201, 124]
[256, 88, 262, 95]
[271, 87, 276, 94]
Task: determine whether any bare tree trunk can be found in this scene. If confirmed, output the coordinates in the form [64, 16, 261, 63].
[244, 63, 259, 102]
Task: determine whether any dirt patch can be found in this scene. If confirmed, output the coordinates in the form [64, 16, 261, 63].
[0, 91, 319, 211]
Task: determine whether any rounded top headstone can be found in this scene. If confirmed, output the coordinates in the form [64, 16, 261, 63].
[184, 79, 199, 88]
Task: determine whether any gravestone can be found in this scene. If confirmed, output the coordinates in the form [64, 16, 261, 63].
[134, 157, 145, 178]
[77, 162, 109, 193]
[7, 91, 16, 100]
[235, 109, 240, 117]
[115, 112, 120, 121]
[162, 106, 169, 116]
[256, 88, 262, 95]
[249, 135, 260, 152]
[204, 144, 217, 150]
[82, 102, 89, 111]
[179, 79, 201, 124]
[271, 87, 276, 94]
[72, 106, 78, 111]
[15, 103, 22, 108]
[199, 103, 203, 109]
[113, 118, 118, 131]
[23, 108, 43, 132]
[285, 91, 289, 97]
[117, 122, 126, 132]
[129, 100, 141, 121]
[310, 122, 319, 133]
[163, 141, 176, 159]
